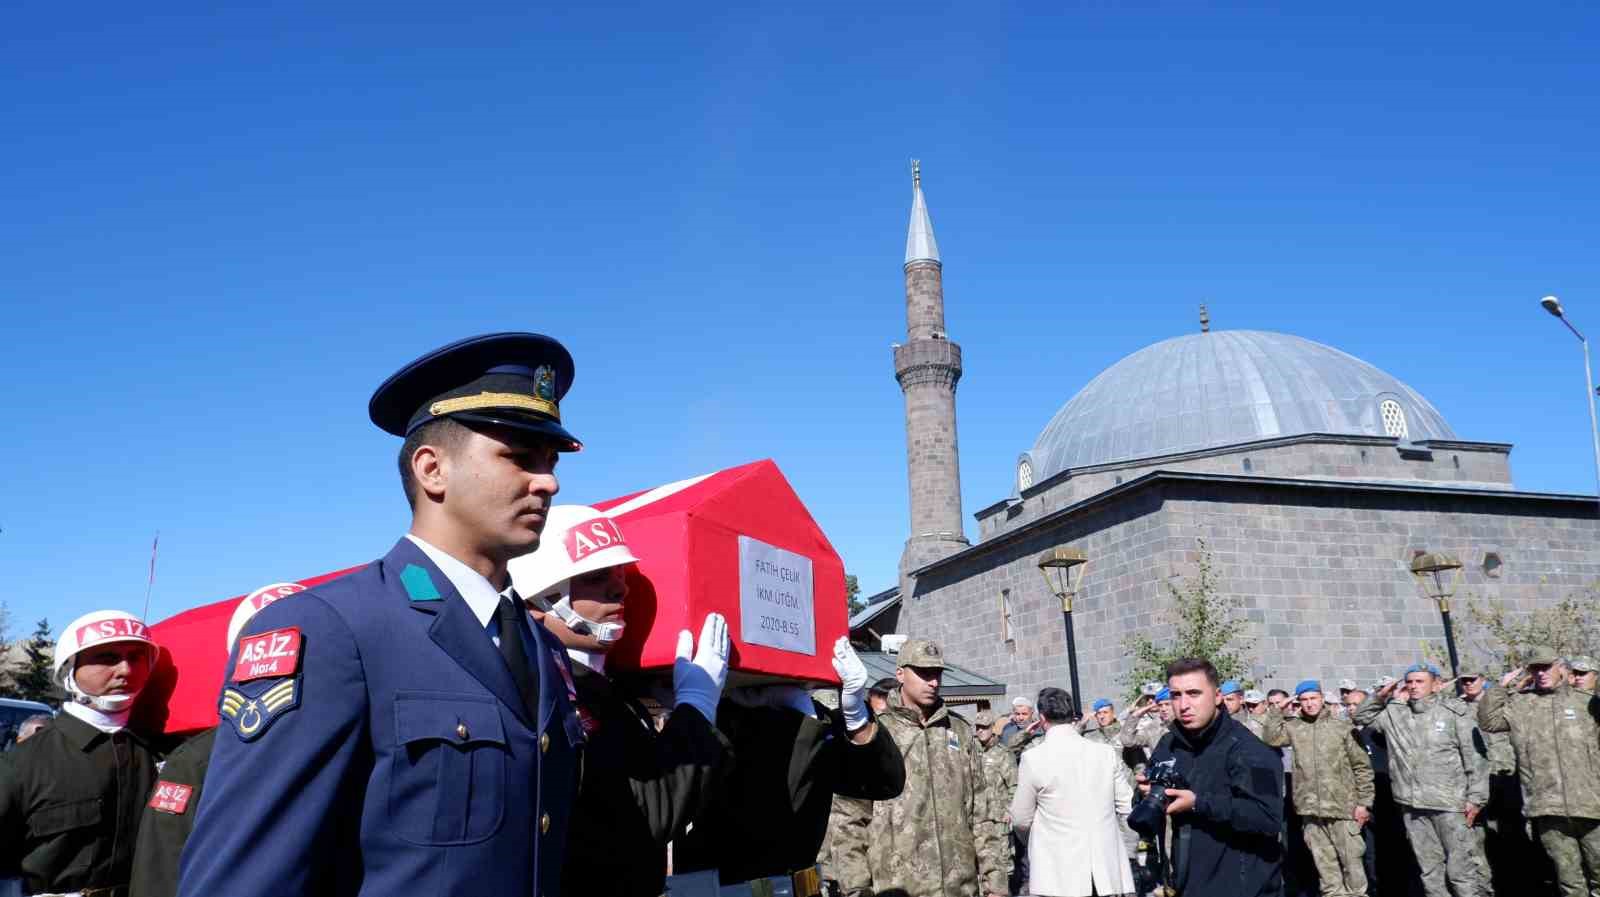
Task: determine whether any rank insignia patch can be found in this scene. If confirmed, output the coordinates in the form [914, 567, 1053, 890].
[220, 677, 301, 741]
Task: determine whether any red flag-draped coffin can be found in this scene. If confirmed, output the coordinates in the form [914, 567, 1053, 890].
[596, 459, 846, 685]
[138, 566, 363, 735]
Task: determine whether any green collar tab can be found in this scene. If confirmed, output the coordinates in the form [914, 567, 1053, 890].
[401, 564, 442, 601]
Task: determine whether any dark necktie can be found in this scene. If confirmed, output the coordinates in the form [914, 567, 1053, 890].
[495, 591, 540, 719]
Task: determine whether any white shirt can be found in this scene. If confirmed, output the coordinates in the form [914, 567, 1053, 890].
[405, 534, 509, 640]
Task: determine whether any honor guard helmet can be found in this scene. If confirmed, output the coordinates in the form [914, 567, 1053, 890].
[508, 504, 640, 645]
[55, 610, 160, 713]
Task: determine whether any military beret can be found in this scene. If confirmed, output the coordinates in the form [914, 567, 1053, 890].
[1155, 688, 1171, 701]
[1092, 698, 1112, 712]
[1219, 680, 1242, 696]
[1294, 679, 1321, 697]
[897, 639, 945, 670]
[1243, 689, 1266, 704]
[1404, 663, 1438, 677]
[369, 332, 581, 449]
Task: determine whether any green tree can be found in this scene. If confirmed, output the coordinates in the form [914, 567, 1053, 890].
[1121, 540, 1262, 701]
[0, 599, 14, 697]
[13, 618, 61, 705]
[1422, 583, 1600, 672]
[845, 574, 865, 617]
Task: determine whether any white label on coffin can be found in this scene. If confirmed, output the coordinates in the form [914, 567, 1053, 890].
[738, 535, 815, 656]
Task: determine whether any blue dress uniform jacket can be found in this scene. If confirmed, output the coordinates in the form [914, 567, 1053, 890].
[176, 539, 582, 897]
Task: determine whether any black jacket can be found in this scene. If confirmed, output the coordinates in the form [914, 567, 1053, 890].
[565, 665, 731, 897]
[1151, 710, 1284, 897]
[0, 713, 160, 893]
[129, 726, 216, 897]
[674, 699, 906, 884]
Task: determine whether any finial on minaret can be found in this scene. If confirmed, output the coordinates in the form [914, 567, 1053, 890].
[905, 160, 940, 265]
[1199, 304, 1211, 333]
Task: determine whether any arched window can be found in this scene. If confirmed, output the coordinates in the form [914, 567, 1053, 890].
[1018, 459, 1034, 492]
[1380, 399, 1409, 440]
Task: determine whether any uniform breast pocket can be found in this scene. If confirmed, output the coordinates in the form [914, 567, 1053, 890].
[390, 692, 508, 845]
[28, 796, 102, 839]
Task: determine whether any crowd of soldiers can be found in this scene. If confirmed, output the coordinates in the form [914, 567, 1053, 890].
[813, 647, 1600, 897]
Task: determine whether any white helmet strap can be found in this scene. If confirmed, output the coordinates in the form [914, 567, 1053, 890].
[550, 594, 625, 646]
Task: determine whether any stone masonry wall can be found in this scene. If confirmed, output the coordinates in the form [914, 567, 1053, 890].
[907, 478, 1600, 710]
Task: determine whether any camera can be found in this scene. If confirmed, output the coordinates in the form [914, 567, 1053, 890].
[1128, 759, 1188, 837]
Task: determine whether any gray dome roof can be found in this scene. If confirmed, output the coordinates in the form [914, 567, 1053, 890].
[1027, 330, 1456, 480]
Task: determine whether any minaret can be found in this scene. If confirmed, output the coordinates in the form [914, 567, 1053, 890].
[894, 161, 969, 597]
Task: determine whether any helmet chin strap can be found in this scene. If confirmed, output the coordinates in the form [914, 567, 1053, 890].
[548, 591, 626, 646]
[64, 674, 141, 721]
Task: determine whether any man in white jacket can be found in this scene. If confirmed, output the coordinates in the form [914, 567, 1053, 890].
[1011, 687, 1138, 897]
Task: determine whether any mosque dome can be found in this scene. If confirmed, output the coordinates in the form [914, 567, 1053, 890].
[1022, 330, 1457, 485]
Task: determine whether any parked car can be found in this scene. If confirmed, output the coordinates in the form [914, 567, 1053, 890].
[0, 696, 56, 751]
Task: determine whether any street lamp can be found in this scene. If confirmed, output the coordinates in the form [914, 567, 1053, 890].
[1411, 551, 1464, 676]
[1037, 546, 1089, 714]
[1539, 295, 1600, 515]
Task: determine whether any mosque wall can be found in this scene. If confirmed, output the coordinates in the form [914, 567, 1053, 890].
[905, 476, 1600, 710]
[978, 438, 1514, 542]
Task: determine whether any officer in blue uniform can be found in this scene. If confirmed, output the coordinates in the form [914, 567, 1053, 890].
[177, 333, 588, 897]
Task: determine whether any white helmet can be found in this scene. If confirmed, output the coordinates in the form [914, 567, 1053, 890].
[507, 504, 638, 645]
[54, 609, 161, 713]
[226, 582, 308, 650]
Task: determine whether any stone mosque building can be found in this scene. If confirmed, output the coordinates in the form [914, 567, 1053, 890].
[861, 165, 1600, 705]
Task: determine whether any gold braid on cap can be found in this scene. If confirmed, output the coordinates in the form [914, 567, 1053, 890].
[430, 392, 559, 421]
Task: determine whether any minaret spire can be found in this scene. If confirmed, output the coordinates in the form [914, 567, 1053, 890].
[905, 159, 941, 266]
[893, 162, 968, 597]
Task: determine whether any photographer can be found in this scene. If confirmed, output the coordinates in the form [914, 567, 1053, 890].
[1143, 658, 1284, 897]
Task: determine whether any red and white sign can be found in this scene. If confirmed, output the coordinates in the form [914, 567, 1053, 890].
[76, 617, 150, 647]
[148, 781, 194, 814]
[232, 627, 303, 683]
[565, 517, 627, 562]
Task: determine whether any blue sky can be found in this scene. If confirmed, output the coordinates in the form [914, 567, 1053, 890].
[2, 3, 1597, 638]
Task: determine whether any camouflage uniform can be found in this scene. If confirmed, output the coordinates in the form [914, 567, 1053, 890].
[1242, 712, 1267, 740]
[1478, 677, 1600, 897]
[1261, 705, 1375, 897]
[1352, 691, 1488, 897]
[1118, 710, 1165, 777]
[835, 659, 1007, 897]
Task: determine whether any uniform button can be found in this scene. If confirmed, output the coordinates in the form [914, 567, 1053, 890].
[456, 722, 469, 740]
[540, 813, 551, 834]
[540, 733, 550, 753]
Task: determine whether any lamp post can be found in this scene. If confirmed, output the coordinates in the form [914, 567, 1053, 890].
[1411, 552, 1464, 676]
[1037, 546, 1089, 714]
[1539, 296, 1600, 515]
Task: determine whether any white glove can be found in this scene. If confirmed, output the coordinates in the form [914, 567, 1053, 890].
[673, 613, 729, 724]
[832, 637, 871, 731]
[723, 684, 817, 717]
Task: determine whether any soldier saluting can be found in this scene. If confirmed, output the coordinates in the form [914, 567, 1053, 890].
[177, 333, 588, 897]
[1477, 645, 1600, 897]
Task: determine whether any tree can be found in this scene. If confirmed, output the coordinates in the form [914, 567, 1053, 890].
[1423, 584, 1600, 672]
[845, 574, 865, 617]
[0, 599, 14, 698]
[12, 618, 61, 705]
[1121, 540, 1262, 701]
